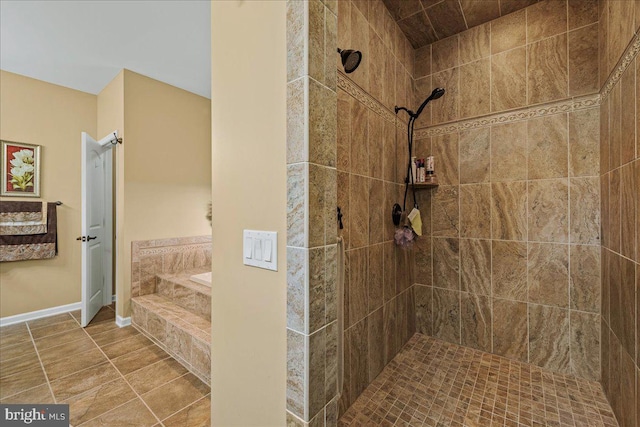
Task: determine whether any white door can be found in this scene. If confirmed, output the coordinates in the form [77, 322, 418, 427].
[81, 132, 114, 327]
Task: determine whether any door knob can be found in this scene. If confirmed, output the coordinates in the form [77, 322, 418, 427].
[87, 236, 97, 241]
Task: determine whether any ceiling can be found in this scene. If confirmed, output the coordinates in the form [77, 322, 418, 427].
[382, 0, 540, 48]
[0, 1, 211, 98]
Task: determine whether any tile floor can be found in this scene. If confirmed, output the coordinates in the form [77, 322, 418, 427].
[0, 305, 210, 427]
[339, 334, 619, 427]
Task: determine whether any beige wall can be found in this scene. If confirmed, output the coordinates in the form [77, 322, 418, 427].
[121, 70, 211, 316]
[211, 1, 286, 425]
[0, 71, 97, 317]
[97, 71, 125, 305]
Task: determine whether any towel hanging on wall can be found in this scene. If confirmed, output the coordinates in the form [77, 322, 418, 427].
[0, 201, 58, 262]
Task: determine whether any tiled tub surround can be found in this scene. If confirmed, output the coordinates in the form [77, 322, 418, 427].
[131, 236, 212, 386]
[408, 0, 605, 384]
[131, 236, 211, 297]
[598, 2, 640, 426]
[0, 306, 210, 426]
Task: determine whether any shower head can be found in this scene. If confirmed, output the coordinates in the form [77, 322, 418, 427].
[337, 48, 362, 73]
[428, 87, 445, 101]
[414, 87, 446, 119]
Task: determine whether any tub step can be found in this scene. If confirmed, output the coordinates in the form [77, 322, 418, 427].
[131, 294, 210, 385]
[156, 268, 211, 321]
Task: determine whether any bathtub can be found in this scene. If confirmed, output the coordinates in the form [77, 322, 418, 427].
[189, 271, 212, 287]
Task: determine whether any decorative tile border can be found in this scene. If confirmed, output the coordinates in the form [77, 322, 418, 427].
[414, 94, 601, 138]
[338, 31, 640, 139]
[139, 243, 211, 257]
[600, 32, 640, 101]
[337, 71, 401, 127]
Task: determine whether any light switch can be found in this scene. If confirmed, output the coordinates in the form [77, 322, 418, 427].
[264, 239, 272, 262]
[254, 238, 263, 260]
[244, 237, 253, 259]
[243, 230, 277, 271]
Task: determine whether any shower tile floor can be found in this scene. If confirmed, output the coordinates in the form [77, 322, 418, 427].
[339, 334, 618, 427]
[0, 305, 210, 427]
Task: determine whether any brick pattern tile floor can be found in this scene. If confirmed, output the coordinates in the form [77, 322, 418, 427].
[0, 305, 210, 427]
[339, 334, 618, 427]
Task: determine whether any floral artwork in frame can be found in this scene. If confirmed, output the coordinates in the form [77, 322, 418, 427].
[1, 140, 41, 197]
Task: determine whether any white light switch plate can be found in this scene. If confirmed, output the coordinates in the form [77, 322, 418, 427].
[243, 230, 277, 271]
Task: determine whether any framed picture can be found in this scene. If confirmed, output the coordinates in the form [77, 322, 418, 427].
[1, 140, 41, 197]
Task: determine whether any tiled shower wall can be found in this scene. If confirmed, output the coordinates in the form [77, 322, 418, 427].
[336, 0, 417, 417]
[598, 1, 640, 426]
[411, 0, 604, 381]
[286, 0, 339, 425]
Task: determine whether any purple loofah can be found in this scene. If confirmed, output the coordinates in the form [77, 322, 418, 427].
[394, 226, 415, 248]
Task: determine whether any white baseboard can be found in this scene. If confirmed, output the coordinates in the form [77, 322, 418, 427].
[0, 302, 81, 327]
[116, 315, 131, 328]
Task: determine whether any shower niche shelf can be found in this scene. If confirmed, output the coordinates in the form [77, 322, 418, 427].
[411, 182, 439, 189]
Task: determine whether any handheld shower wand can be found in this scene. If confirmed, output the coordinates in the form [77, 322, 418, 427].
[394, 88, 446, 213]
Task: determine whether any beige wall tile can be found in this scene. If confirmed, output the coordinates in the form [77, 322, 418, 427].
[432, 35, 459, 73]
[368, 244, 384, 313]
[432, 68, 459, 124]
[609, 168, 621, 251]
[570, 311, 600, 381]
[287, 79, 305, 164]
[348, 318, 368, 399]
[287, 164, 306, 248]
[569, 24, 599, 97]
[527, 33, 568, 105]
[347, 248, 368, 327]
[528, 243, 569, 308]
[368, 111, 383, 180]
[308, 0, 325, 85]
[287, 1, 305, 83]
[569, 245, 601, 313]
[527, 114, 568, 180]
[570, 177, 601, 245]
[610, 82, 622, 171]
[619, 258, 636, 360]
[491, 9, 526, 55]
[460, 239, 491, 296]
[415, 285, 433, 335]
[433, 287, 461, 344]
[529, 304, 571, 373]
[309, 79, 337, 168]
[349, 174, 369, 249]
[369, 179, 384, 245]
[460, 128, 490, 184]
[287, 329, 305, 418]
[308, 326, 326, 418]
[492, 240, 527, 301]
[621, 63, 636, 166]
[491, 122, 527, 182]
[309, 247, 327, 333]
[459, 24, 490, 65]
[568, 0, 599, 30]
[414, 45, 431, 78]
[460, 183, 491, 238]
[528, 178, 569, 243]
[432, 132, 459, 185]
[526, 0, 567, 43]
[367, 307, 384, 382]
[491, 47, 527, 112]
[459, 58, 491, 118]
[569, 108, 600, 177]
[461, 292, 491, 353]
[432, 185, 460, 237]
[492, 298, 528, 362]
[459, 0, 500, 28]
[433, 237, 460, 291]
[349, 97, 368, 177]
[491, 181, 528, 241]
[350, 4, 370, 92]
